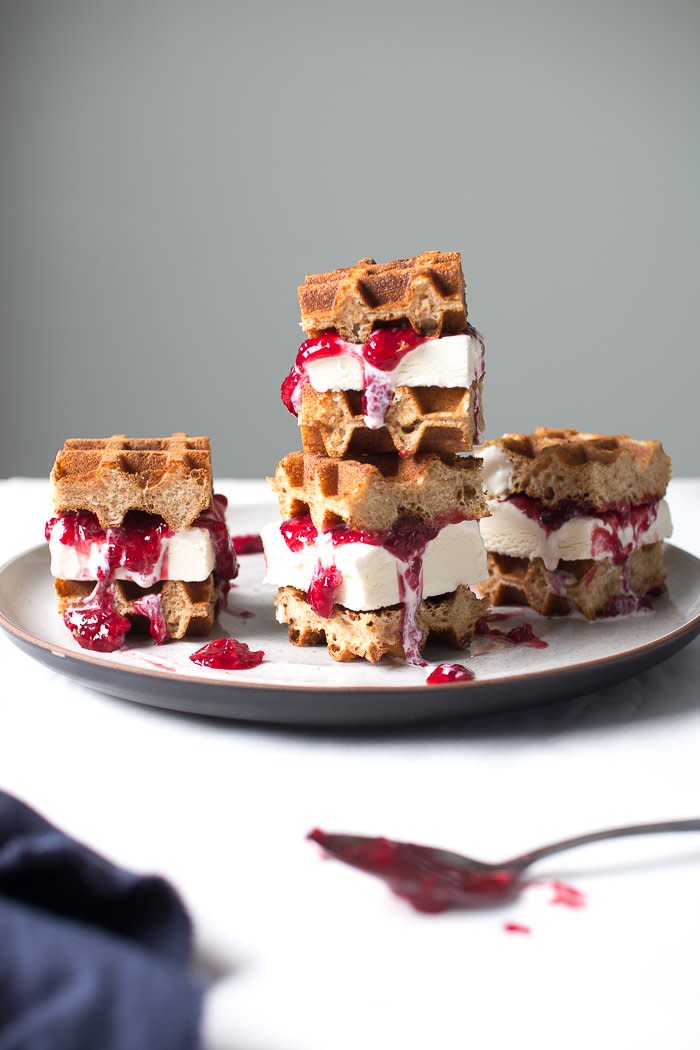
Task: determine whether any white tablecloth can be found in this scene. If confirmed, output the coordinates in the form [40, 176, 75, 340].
[1, 478, 699, 1050]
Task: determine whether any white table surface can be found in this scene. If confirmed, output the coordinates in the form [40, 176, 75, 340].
[1, 478, 699, 1050]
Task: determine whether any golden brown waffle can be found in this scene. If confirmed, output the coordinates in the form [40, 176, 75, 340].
[271, 451, 487, 532]
[50, 434, 213, 530]
[275, 585, 488, 663]
[298, 252, 468, 342]
[55, 576, 217, 640]
[298, 380, 483, 458]
[479, 544, 665, 620]
[481, 428, 671, 509]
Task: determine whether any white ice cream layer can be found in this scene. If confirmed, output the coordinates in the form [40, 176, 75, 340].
[304, 333, 482, 393]
[476, 445, 514, 498]
[262, 519, 487, 612]
[479, 499, 673, 571]
[49, 526, 215, 586]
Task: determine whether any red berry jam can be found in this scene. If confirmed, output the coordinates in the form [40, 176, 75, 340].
[63, 603, 131, 653]
[503, 922, 531, 935]
[426, 663, 475, 684]
[308, 829, 519, 913]
[307, 563, 344, 619]
[475, 619, 548, 649]
[131, 592, 168, 644]
[189, 637, 264, 670]
[281, 325, 429, 419]
[231, 533, 264, 555]
[549, 881, 586, 908]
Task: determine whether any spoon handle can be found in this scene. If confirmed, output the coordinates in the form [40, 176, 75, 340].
[509, 819, 700, 870]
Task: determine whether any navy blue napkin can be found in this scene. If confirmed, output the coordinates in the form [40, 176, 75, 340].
[0, 791, 203, 1050]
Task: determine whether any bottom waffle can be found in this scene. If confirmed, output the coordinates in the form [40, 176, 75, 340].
[275, 585, 489, 663]
[479, 543, 665, 620]
[55, 576, 217, 640]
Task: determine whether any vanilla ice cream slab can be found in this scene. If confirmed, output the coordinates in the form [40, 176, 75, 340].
[476, 428, 672, 619]
[281, 252, 486, 457]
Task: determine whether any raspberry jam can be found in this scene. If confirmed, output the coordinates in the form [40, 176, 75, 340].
[549, 881, 586, 908]
[475, 619, 548, 649]
[307, 562, 344, 619]
[503, 922, 531, 935]
[189, 637, 264, 670]
[46, 510, 173, 581]
[509, 494, 660, 564]
[426, 663, 475, 684]
[131, 592, 168, 644]
[231, 533, 264, 555]
[279, 511, 467, 665]
[281, 326, 427, 418]
[308, 830, 519, 913]
[63, 602, 131, 653]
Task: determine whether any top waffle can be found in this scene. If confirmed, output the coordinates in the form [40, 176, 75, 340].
[298, 252, 467, 343]
[270, 451, 487, 532]
[50, 434, 213, 530]
[482, 428, 671, 509]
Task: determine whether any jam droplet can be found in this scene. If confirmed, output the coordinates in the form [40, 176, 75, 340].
[426, 663, 475, 685]
[189, 637, 264, 670]
[549, 881, 586, 908]
[503, 922, 531, 935]
[231, 533, 264, 555]
[307, 829, 519, 914]
[63, 604, 131, 653]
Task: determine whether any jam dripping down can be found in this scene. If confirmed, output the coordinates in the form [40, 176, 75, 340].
[509, 494, 661, 564]
[308, 829, 519, 913]
[426, 663, 476, 685]
[48, 495, 237, 653]
[280, 511, 467, 665]
[475, 619, 548, 649]
[189, 637, 264, 670]
[232, 533, 264, 555]
[281, 324, 486, 436]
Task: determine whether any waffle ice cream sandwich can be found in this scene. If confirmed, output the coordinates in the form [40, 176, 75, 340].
[47, 434, 237, 651]
[476, 429, 672, 619]
[263, 452, 489, 663]
[282, 252, 485, 457]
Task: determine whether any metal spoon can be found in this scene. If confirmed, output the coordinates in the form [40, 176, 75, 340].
[308, 820, 700, 912]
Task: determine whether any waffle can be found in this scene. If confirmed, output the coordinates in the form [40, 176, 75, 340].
[298, 380, 483, 458]
[479, 544, 665, 620]
[275, 585, 488, 663]
[55, 576, 217, 640]
[298, 252, 468, 343]
[50, 434, 213, 530]
[481, 428, 671, 509]
[271, 451, 487, 532]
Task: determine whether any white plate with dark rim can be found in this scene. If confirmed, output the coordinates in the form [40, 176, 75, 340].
[1, 520, 699, 727]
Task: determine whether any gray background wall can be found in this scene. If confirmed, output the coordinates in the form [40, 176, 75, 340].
[1, 0, 697, 478]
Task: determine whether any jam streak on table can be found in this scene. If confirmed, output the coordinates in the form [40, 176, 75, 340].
[426, 663, 475, 685]
[189, 637, 264, 670]
[475, 619, 548, 649]
[503, 922, 531, 935]
[281, 511, 467, 666]
[47, 494, 237, 652]
[281, 324, 486, 434]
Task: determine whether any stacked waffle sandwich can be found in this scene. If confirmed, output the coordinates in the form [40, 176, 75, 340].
[46, 434, 237, 651]
[478, 428, 673, 618]
[264, 252, 491, 663]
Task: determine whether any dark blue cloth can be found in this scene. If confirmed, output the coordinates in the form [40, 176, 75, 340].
[0, 791, 203, 1050]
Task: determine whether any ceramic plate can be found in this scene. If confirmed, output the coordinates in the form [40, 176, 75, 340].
[1, 520, 699, 726]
